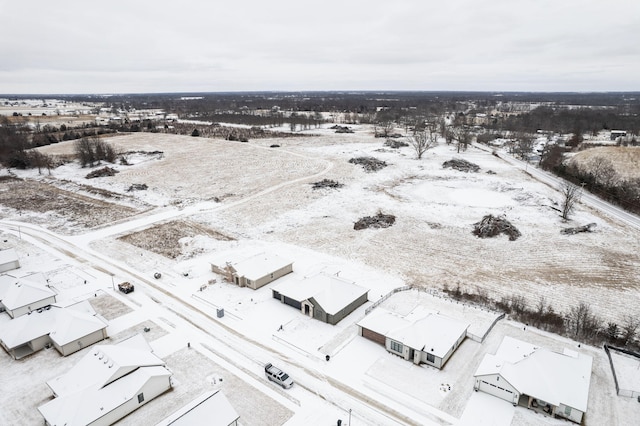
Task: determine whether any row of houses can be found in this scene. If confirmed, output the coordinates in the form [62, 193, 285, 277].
[210, 250, 593, 424]
[1, 248, 240, 425]
[211, 253, 370, 325]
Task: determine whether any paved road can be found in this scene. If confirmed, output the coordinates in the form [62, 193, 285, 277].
[473, 143, 640, 230]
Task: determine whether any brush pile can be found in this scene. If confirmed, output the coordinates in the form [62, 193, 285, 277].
[354, 212, 396, 230]
[443, 158, 480, 172]
[349, 156, 388, 172]
[473, 214, 521, 241]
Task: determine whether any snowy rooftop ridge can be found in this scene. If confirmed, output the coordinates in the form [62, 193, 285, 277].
[0, 300, 106, 349]
[273, 272, 369, 315]
[357, 307, 470, 357]
[0, 272, 56, 311]
[212, 251, 293, 280]
[475, 336, 593, 412]
[156, 390, 240, 426]
[46, 333, 165, 397]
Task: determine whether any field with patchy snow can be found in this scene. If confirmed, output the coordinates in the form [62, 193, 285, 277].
[21, 127, 640, 327]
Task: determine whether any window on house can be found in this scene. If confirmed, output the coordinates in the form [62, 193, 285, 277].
[246, 279, 252, 286]
[426, 353, 435, 363]
[137, 393, 144, 403]
[564, 406, 571, 416]
[390, 340, 403, 353]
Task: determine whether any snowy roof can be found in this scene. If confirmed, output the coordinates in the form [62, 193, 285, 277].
[49, 301, 107, 346]
[0, 300, 105, 349]
[46, 334, 165, 397]
[0, 248, 19, 266]
[212, 252, 292, 280]
[475, 336, 593, 412]
[156, 390, 240, 426]
[39, 365, 171, 426]
[358, 308, 470, 358]
[0, 272, 56, 311]
[273, 273, 369, 315]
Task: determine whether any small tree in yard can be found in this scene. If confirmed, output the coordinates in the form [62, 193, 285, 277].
[410, 123, 437, 159]
[560, 181, 582, 220]
[566, 302, 599, 342]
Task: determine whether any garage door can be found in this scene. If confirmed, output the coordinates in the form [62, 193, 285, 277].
[478, 379, 516, 402]
[361, 327, 386, 345]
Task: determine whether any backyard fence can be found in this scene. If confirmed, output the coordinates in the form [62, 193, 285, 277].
[604, 344, 640, 399]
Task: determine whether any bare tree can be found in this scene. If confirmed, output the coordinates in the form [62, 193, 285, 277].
[586, 156, 619, 187]
[566, 302, 599, 341]
[514, 132, 535, 161]
[560, 181, 582, 220]
[452, 127, 472, 153]
[621, 314, 640, 346]
[374, 121, 395, 138]
[409, 123, 437, 159]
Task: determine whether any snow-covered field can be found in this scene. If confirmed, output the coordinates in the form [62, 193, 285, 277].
[1, 125, 640, 425]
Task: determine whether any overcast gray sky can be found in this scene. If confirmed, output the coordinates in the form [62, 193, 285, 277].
[1, 0, 639, 94]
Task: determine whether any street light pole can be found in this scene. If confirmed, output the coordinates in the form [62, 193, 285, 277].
[349, 409, 352, 425]
[111, 274, 115, 291]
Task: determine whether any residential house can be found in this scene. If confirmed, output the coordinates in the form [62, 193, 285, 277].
[156, 390, 240, 426]
[474, 336, 592, 424]
[211, 252, 293, 290]
[0, 272, 57, 318]
[0, 300, 108, 359]
[0, 248, 20, 273]
[272, 273, 369, 325]
[38, 334, 172, 426]
[357, 308, 469, 369]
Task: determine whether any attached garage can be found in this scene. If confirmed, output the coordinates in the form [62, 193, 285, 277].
[361, 327, 386, 346]
[475, 375, 519, 404]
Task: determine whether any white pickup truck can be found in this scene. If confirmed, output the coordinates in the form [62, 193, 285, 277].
[264, 362, 294, 389]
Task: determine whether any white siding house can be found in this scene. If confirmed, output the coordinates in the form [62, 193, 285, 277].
[358, 308, 469, 369]
[0, 301, 107, 359]
[0, 273, 57, 318]
[474, 336, 593, 424]
[39, 334, 172, 426]
[0, 248, 20, 273]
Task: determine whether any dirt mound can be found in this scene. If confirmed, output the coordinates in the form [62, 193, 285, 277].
[354, 212, 396, 230]
[311, 179, 344, 190]
[473, 214, 521, 241]
[85, 166, 118, 179]
[443, 158, 480, 173]
[349, 156, 388, 172]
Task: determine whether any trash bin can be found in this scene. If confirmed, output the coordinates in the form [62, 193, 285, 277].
[326, 355, 330, 361]
[217, 308, 224, 318]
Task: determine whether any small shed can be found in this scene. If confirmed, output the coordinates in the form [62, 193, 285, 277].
[0, 273, 57, 318]
[0, 248, 20, 273]
[211, 252, 293, 290]
[272, 273, 369, 325]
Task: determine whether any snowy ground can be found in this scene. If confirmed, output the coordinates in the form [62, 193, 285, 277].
[1, 125, 640, 425]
